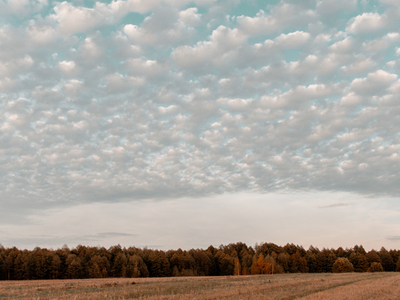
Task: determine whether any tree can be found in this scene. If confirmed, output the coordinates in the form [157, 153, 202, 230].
[215, 251, 234, 276]
[50, 255, 62, 279]
[335, 247, 346, 258]
[66, 254, 82, 279]
[145, 250, 171, 277]
[0, 253, 5, 280]
[305, 252, 318, 273]
[125, 254, 142, 278]
[332, 258, 353, 273]
[27, 248, 46, 280]
[283, 243, 298, 256]
[379, 247, 395, 271]
[353, 245, 366, 255]
[366, 250, 381, 266]
[367, 262, 384, 272]
[14, 252, 28, 280]
[396, 257, 400, 272]
[316, 249, 336, 273]
[289, 252, 308, 273]
[277, 253, 290, 273]
[191, 250, 211, 276]
[349, 253, 368, 272]
[4, 248, 19, 280]
[233, 258, 241, 276]
[251, 254, 272, 275]
[55, 249, 69, 279]
[239, 249, 253, 275]
[112, 252, 127, 277]
[88, 255, 104, 278]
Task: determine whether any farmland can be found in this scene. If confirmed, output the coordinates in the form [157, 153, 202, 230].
[0, 272, 399, 299]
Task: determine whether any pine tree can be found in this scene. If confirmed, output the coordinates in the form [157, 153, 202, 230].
[89, 256, 103, 278]
[50, 254, 62, 279]
[396, 257, 400, 272]
[0, 253, 5, 280]
[66, 254, 82, 279]
[290, 252, 308, 273]
[305, 252, 318, 273]
[112, 252, 127, 277]
[366, 250, 381, 266]
[379, 247, 395, 271]
[349, 253, 369, 272]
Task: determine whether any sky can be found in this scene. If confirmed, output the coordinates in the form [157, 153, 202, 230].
[1, 0, 400, 251]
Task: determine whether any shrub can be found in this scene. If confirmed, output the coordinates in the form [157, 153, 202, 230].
[332, 257, 354, 273]
[367, 262, 384, 272]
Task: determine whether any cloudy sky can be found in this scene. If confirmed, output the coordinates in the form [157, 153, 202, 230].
[1, 0, 400, 251]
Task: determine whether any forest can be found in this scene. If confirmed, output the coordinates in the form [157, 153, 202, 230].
[1, 242, 400, 280]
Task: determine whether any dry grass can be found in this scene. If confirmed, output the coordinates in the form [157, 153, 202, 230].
[0, 272, 399, 299]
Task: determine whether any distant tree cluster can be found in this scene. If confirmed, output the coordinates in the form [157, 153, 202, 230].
[0, 243, 399, 280]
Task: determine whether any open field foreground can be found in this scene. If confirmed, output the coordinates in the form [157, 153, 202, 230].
[0, 273, 399, 300]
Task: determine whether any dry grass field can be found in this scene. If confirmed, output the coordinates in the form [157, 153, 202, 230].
[0, 272, 399, 300]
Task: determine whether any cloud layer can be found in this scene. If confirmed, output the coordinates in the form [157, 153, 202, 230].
[1, 0, 400, 217]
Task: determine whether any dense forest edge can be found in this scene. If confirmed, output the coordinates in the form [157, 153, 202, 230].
[0, 242, 399, 280]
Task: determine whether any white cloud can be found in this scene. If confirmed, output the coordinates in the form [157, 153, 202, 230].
[79, 37, 102, 59]
[275, 31, 310, 48]
[237, 3, 316, 36]
[125, 58, 165, 76]
[63, 79, 84, 96]
[329, 37, 354, 53]
[2, 0, 47, 17]
[104, 73, 144, 92]
[351, 70, 398, 95]
[52, 2, 106, 35]
[58, 61, 76, 76]
[26, 23, 57, 45]
[341, 56, 376, 74]
[179, 7, 201, 26]
[171, 25, 246, 67]
[346, 13, 388, 33]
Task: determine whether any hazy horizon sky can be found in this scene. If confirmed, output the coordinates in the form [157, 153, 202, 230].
[1, 0, 400, 251]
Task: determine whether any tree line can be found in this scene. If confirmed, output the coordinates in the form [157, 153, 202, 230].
[1, 242, 400, 280]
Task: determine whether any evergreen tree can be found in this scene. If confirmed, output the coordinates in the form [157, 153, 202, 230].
[349, 253, 368, 272]
[146, 250, 170, 277]
[89, 255, 103, 278]
[191, 250, 211, 276]
[215, 251, 235, 276]
[112, 252, 127, 277]
[66, 254, 82, 279]
[0, 253, 5, 280]
[305, 252, 318, 273]
[250, 253, 271, 275]
[316, 249, 336, 273]
[366, 250, 381, 266]
[50, 255, 62, 279]
[14, 252, 28, 280]
[277, 252, 290, 273]
[396, 256, 400, 272]
[239, 249, 253, 275]
[289, 252, 308, 273]
[379, 247, 395, 271]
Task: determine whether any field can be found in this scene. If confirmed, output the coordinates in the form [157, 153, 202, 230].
[0, 272, 399, 299]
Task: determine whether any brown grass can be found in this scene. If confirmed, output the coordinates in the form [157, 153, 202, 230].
[0, 272, 399, 299]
